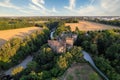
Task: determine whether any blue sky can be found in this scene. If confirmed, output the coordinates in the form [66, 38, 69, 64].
[0, 0, 120, 16]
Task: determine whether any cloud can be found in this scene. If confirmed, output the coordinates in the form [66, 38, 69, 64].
[0, 0, 38, 16]
[0, 0, 20, 9]
[100, 0, 120, 13]
[52, 7, 58, 13]
[40, 0, 45, 4]
[29, 3, 40, 10]
[31, 0, 46, 10]
[65, 0, 120, 16]
[1, 0, 119, 16]
[29, 0, 50, 15]
[78, 5, 97, 15]
[89, 0, 95, 5]
[29, 0, 59, 15]
[64, 0, 76, 10]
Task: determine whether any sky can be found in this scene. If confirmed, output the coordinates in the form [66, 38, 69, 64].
[0, 0, 120, 16]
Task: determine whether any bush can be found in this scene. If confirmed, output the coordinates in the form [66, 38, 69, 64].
[12, 66, 24, 76]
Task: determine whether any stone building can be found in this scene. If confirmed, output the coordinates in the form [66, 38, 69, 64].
[48, 40, 66, 53]
[48, 32, 77, 53]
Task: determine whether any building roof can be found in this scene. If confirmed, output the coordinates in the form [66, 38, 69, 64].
[65, 38, 74, 46]
[48, 40, 64, 47]
[48, 40, 66, 53]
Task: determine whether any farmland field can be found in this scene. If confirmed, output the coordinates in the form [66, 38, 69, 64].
[65, 21, 120, 31]
[0, 27, 42, 46]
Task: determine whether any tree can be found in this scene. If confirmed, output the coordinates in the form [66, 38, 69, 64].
[69, 46, 83, 62]
[12, 66, 24, 76]
[34, 47, 54, 65]
[75, 27, 79, 33]
[20, 71, 39, 80]
[27, 61, 38, 71]
[106, 43, 120, 60]
[90, 43, 98, 54]
[51, 68, 60, 77]
[57, 56, 68, 70]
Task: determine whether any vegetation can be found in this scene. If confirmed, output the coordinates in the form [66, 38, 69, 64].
[0, 27, 50, 71]
[64, 18, 79, 23]
[75, 29, 120, 80]
[14, 45, 83, 80]
[60, 63, 101, 80]
[54, 21, 71, 36]
[0, 18, 34, 30]
[0, 17, 79, 30]
[45, 21, 59, 30]
[12, 66, 24, 76]
[90, 19, 120, 27]
[0, 17, 52, 30]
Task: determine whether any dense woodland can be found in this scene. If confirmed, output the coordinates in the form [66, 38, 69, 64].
[75, 29, 120, 80]
[0, 27, 50, 71]
[14, 45, 83, 80]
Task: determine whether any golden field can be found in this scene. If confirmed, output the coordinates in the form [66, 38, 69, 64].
[0, 27, 42, 46]
[65, 21, 120, 31]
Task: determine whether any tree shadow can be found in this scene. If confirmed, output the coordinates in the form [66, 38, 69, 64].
[14, 29, 41, 39]
[0, 38, 7, 47]
[15, 32, 30, 38]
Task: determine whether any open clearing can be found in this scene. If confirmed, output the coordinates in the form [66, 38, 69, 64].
[0, 27, 42, 47]
[59, 63, 102, 80]
[65, 21, 120, 31]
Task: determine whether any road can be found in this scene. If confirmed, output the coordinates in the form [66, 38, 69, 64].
[4, 56, 33, 75]
[82, 51, 109, 80]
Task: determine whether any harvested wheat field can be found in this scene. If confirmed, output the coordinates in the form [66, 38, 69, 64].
[65, 21, 120, 31]
[0, 27, 42, 46]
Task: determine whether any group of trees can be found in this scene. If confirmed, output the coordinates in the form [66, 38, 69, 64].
[0, 17, 58, 30]
[75, 29, 120, 80]
[12, 45, 83, 80]
[0, 17, 81, 30]
[45, 21, 59, 30]
[0, 28, 50, 71]
[0, 18, 35, 30]
[64, 18, 79, 23]
[54, 21, 71, 36]
[89, 19, 120, 27]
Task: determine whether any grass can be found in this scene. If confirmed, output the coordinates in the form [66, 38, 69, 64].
[89, 72, 100, 80]
[59, 63, 102, 80]
[66, 75, 74, 80]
